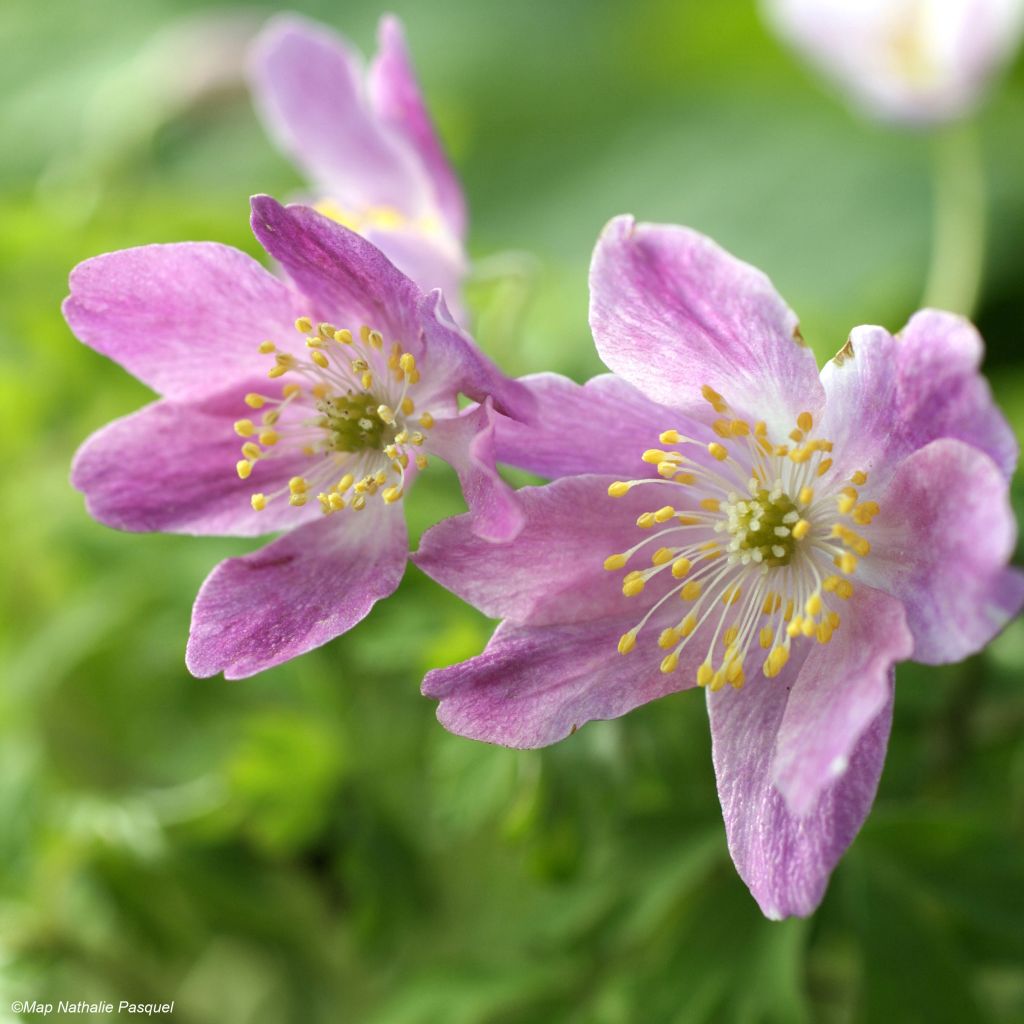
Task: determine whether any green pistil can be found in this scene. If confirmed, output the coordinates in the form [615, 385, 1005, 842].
[318, 393, 394, 453]
[737, 489, 798, 566]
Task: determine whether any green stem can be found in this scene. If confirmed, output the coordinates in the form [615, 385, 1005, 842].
[922, 123, 986, 317]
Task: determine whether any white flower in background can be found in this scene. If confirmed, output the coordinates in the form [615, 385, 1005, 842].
[762, 0, 1024, 124]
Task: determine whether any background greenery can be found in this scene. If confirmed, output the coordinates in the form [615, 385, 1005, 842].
[1, 1, 1023, 1021]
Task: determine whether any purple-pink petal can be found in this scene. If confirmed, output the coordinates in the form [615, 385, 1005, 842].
[422, 615, 697, 749]
[423, 399, 524, 542]
[186, 503, 407, 679]
[772, 585, 913, 816]
[63, 243, 298, 399]
[708, 670, 894, 919]
[71, 381, 316, 537]
[589, 216, 823, 429]
[859, 438, 1022, 665]
[368, 15, 466, 239]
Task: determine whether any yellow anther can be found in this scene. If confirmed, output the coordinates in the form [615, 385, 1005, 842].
[419, 412, 434, 429]
[787, 617, 803, 638]
[823, 576, 840, 592]
[680, 613, 698, 637]
[816, 623, 833, 645]
[756, 436, 774, 453]
[295, 317, 313, 334]
[708, 442, 729, 461]
[681, 581, 702, 601]
[653, 506, 676, 523]
[377, 404, 396, 425]
[837, 493, 856, 515]
[394, 430, 410, 444]
[262, 410, 280, 426]
[361, 371, 374, 389]
[399, 352, 416, 373]
[774, 445, 790, 457]
[241, 442, 261, 460]
[636, 512, 656, 529]
[336, 473, 355, 493]
[233, 419, 256, 437]
[789, 428, 804, 443]
[700, 385, 727, 412]
[351, 495, 367, 511]
[623, 577, 646, 597]
[816, 458, 834, 476]
[282, 382, 302, 398]
[374, 469, 388, 486]
[659, 429, 682, 444]
[805, 593, 823, 616]
[289, 493, 307, 507]
[722, 585, 741, 606]
[791, 519, 811, 540]
[851, 470, 868, 486]
[258, 340, 276, 354]
[798, 486, 814, 505]
[652, 547, 674, 565]
[328, 492, 345, 511]
[730, 419, 750, 436]
[307, 350, 327, 369]
[642, 449, 666, 464]
[244, 393, 266, 409]
[797, 411, 813, 433]
[250, 493, 267, 511]
[709, 669, 728, 692]
[236, 460, 252, 480]
[852, 501, 879, 525]
[726, 657, 745, 683]
[835, 579, 854, 600]
[801, 618, 816, 638]
[382, 485, 403, 503]
[658, 627, 680, 649]
[305, 336, 324, 349]
[360, 325, 371, 343]
[368, 329, 384, 349]
[657, 462, 678, 479]
[267, 365, 287, 379]
[401, 397, 415, 415]
[762, 592, 781, 615]
[660, 652, 680, 674]
[618, 631, 638, 655]
[607, 481, 631, 498]
[258, 430, 279, 447]
[783, 599, 794, 621]
[288, 476, 308, 495]
[723, 625, 739, 647]
[789, 446, 812, 464]
[712, 419, 732, 438]
[759, 626, 774, 649]
[764, 645, 789, 678]
[700, 498, 721, 513]
[697, 661, 714, 687]
[673, 472, 695, 485]
[407, 368, 420, 384]
[604, 553, 628, 571]
[671, 557, 692, 578]
[828, 611, 841, 628]
[334, 328, 353, 344]
[838, 552, 857, 575]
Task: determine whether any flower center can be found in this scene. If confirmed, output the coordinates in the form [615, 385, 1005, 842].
[233, 318, 434, 514]
[605, 385, 879, 691]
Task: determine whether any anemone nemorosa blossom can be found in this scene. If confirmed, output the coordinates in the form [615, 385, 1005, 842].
[249, 14, 467, 310]
[763, 0, 1024, 124]
[414, 215, 1023, 918]
[66, 196, 531, 679]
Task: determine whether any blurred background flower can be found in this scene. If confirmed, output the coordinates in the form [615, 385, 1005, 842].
[1, 1, 1023, 1022]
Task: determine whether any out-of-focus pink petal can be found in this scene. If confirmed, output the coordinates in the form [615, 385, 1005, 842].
[187, 503, 407, 679]
[708, 669, 894, 919]
[422, 615, 699, 748]
[858, 439, 1022, 664]
[589, 216, 823, 432]
[71, 381, 316, 537]
[63, 243, 297, 399]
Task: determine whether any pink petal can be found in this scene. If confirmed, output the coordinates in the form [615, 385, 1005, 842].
[63, 243, 297, 399]
[820, 311, 1017, 486]
[708, 670, 894, 919]
[772, 585, 913, 816]
[186, 504, 407, 678]
[422, 615, 698, 748]
[859, 438, 1022, 665]
[368, 15, 466, 239]
[71, 382, 316, 537]
[589, 216, 823, 431]
[248, 15, 434, 220]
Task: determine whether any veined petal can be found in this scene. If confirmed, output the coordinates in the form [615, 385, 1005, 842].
[820, 312, 1017, 486]
[248, 15, 435, 220]
[368, 15, 466, 239]
[858, 438, 1022, 665]
[71, 381, 316, 537]
[709, 669, 894, 919]
[63, 243, 297, 399]
[186, 502, 407, 679]
[413, 475, 647, 625]
[589, 216, 823, 431]
[422, 615, 699, 749]
[772, 586, 912, 816]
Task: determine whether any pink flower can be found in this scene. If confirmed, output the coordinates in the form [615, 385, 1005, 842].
[414, 215, 1022, 918]
[66, 197, 531, 679]
[763, 0, 1024, 123]
[249, 15, 467, 310]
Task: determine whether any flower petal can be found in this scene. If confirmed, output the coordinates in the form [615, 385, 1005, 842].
[423, 399, 523, 542]
[413, 474, 649, 625]
[368, 15, 466, 239]
[492, 372, 700, 479]
[248, 15, 434, 219]
[63, 243, 297, 399]
[589, 216, 823, 430]
[819, 311, 1017, 486]
[708, 670, 894, 919]
[858, 438, 1022, 665]
[422, 615, 698, 748]
[772, 585, 912, 816]
[186, 503, 407, 678]
[71, 381, 316, 537]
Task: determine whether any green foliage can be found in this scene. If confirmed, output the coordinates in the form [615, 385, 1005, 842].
[1, 1, 1023, 1022]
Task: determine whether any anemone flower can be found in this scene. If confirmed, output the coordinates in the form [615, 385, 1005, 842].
[414, 215, 1022, 918]
[249, 14, 467, 310]
[66, 196, 531, 679]
[762, 0, 1024, 124]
